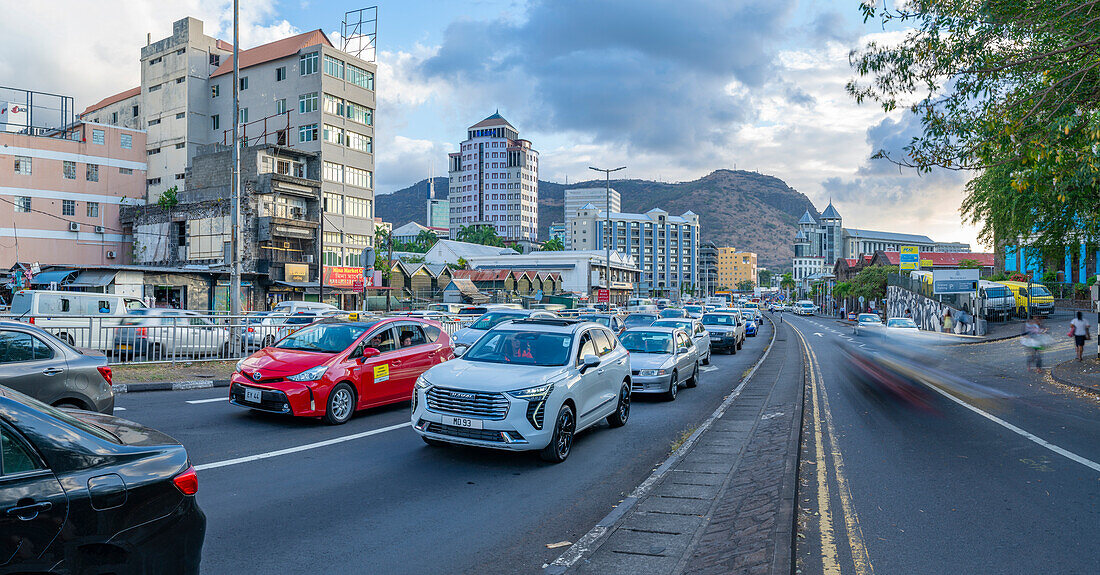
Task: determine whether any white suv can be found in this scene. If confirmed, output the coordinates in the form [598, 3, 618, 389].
[411, 318, 631, 462]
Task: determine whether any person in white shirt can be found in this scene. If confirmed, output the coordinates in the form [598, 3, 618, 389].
[1070, 311, 1090, 361]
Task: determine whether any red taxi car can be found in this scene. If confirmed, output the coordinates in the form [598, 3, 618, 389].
[231, 318, 453, 424]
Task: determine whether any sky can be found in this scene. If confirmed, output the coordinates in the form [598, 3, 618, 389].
[0, 0, 983, 249]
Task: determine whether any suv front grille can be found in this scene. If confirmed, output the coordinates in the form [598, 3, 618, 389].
[426, 387, 509, 420]
[426, 422, 505, 442]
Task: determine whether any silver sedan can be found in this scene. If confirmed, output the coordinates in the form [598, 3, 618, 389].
[620, 327, 700, 401]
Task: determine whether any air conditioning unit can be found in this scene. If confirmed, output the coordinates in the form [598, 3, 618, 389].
[304, 254, 315, 263]
[94, 225, 105, 234]
[106, 251, 117, 259]
[69, 222, 80, 232]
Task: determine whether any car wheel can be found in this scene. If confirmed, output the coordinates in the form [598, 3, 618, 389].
[145, 343, 162, 361]
[263, 335, 275, 348]
[702, 351, 710, 365]
[540, 404, 576, 463]
[324, 382, 356, 425]
[686, 363, 698, 388]
[663, 371, 679, 401]
[60, 332, 75, 346]
[220, 341, 232, 358]
[606, 383, 630, 428]
[422, 436, 448, 447]
[53, 401, 84, 411]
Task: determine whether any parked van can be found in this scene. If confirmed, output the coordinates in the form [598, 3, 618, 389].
[976, 280, 1014, 319]
[271, 301, 338, 314]
[9, 290, 148, 350]
[794, 300, 817, 316]
[995, 281, 1055, 317]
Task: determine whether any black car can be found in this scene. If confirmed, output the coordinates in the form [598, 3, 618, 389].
[0, 386, 205, 573]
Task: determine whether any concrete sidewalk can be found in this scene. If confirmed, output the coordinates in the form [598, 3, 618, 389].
[1051, 357, 1100, 395]
[551, 321, 804, 575]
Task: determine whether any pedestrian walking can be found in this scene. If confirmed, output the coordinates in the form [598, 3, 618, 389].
[942, 310, 954, 333]
[956, 308, 971, 335]
[1023, 315, 1049, 372]
[1069, 311, 1090, 362]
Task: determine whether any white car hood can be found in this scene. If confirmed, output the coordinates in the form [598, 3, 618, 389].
[630, 352, 674, 370]
[424, 358, 569, 393]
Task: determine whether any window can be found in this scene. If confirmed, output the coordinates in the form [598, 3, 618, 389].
[299, 92, 318, 114]
[397, 325, 426, 348]
[299, 123, 318, 142]
[345, 102, 371, 125]
[149, 56, 162, 65]
[345, 233, 369, 246]
[576, 334, 596, 364]
[147, 178, 161, 185]
[324, 55, 345, 79]
[347, 131, 371, 153]
[86, 164, 99, 182]
[345, 166, 371, 188]
[111, 112, 118, 124]
[13, 156, 30, 175]
[347, 64, 374, 90]
[176, 48, 185, 55]
[210, 54, 220, 66]
[592, 330, 613, 356]
[175, 142, 185, 149]
[120, 167, 133, 175]
[149, 84, 161, 92]
[132, 105, 139, 117]
[211, 84, 220, 98]
[175, 77, 185, 84]
[344, 196, 369, 218]
[323, 93, 345, 116]
[323, 192, 343, 213]
[63, 161, 76, 179]
[2, 423, 44, 475]
[91, 129, 105, 145]
[300, 51, 319, 75]
[276, 66, 286, 81]
[62, 200, 75, 216]
[120, 133, 132, 149]
[176, 173, 185, 180]
[14, 197, 30, 213]
[323, 161, 343, 182]
[323, 124, 343, 145]
[211, 114, 220, 130]
[239, 108, 249, 123]
[148, 147, 161, 155]
[149, 118, 160, 126]
[239, 76, 248, 91]
[176, 112, 185, 119]
[87, 202, 100, 217]
[275, 98, 287, 115]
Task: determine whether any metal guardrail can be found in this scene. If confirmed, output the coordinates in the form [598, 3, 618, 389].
[0, 312, 476, 365]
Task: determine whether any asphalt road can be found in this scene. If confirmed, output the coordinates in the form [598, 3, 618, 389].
[785, 313, 1100, 575]
[112, 322, 773, 574]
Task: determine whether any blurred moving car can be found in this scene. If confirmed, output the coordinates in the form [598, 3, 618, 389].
[271, 300, 338, 315]
[450, 309, 559, 353]
[232, 318, 452, 424]
[623, 313, 660, 330]
[577, 313, 626, 335]
[0, 386, 204, 573]
[885, 317, 919, 332]
[113, 309, 230, 360]
[658, 308, 688, 319]
[620, 327, 699, 400]
[0, 320, 114, 413]
[652, 318, 711, 365]
[854, 313, 884, 336]
[701, 312, 744, 354]
[243, 311, 291, 350]
[412, 318, 630, 462]
[683, 304, 704, 319]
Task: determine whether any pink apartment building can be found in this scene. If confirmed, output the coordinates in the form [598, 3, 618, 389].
[1, 122, 146, 267]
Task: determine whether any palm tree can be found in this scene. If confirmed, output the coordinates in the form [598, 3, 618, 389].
[415, 229, 439, 250]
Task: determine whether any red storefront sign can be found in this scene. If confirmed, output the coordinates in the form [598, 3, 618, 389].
[596, 288, 610, 303]
[323, 266, 364, 289]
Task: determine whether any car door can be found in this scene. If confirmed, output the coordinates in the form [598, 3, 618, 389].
[0, 423, 69, 570]
[675, 331, 694, 381]
[358, 326, 403, 404]
[572, 331, 603, 426]
[0, 330, 64, 403]
[389, 323, 433, 402]
[587, 330, 620, 420]
[692, 321, 710, 357]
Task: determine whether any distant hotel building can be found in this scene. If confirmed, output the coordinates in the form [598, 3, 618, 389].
[447, 112, 539, 241]
[426, 178, 449, 229]
[564, 187, 620, 248]
[716, 248, 758, 288]
[567, 205, 699, 298]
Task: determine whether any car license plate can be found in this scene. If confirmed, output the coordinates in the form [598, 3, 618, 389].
[118, 344, 131, 350]
[442, 415, 482, 429]
[710, 336, 721, 342]
[244, 388, 262, 403]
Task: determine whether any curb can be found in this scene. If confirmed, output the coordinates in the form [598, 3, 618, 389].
[1050, 361, 1100, 397]
[544, 320, 779, 574]
[114, 379, 231, 394]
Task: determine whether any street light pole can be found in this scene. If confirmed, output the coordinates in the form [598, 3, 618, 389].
[590, 166, 625, 320]
[229, 0, 242, 346]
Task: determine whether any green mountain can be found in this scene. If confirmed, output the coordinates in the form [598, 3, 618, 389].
[375, 169, 818, 269]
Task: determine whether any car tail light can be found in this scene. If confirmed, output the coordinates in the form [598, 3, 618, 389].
[97, 366, 113, 386]
[173, 466, 199, 495]
[28, 317, 35, 325]
[136, 327, 147, 336]
[247, 327, 254, 332]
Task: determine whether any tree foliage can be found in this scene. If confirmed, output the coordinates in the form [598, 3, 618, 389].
[736, 280, 755, 292]
[456, 224, 505, 247]
[957, 258, 982, 269]
[542, 237, 565, 251]
[849, 0, 1100, 256]
[848, 265, 898, 303]
[758, 269, 774, 287]
[157, 186, 179, 209]
[780, 272, 796, 291]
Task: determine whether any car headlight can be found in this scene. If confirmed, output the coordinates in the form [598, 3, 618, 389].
[639, 369, 659, 377]
[415, 374, 433, 390]
[506, 382, 555, 401]
[287, 365, 328, 382]
[236, 359, 246, 373]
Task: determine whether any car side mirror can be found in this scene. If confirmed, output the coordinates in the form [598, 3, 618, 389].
[580, 354, 601, 372]
[678, 346, 691, 354]
[358, 347, 381, 363]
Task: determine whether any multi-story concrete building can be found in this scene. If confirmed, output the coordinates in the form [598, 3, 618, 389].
[427, 199, 449, 229]
[447, 112, 538, 241]
[548, 222, 566, 243]
[81, 87, 144, 131]
[1, 119, 146, 267]
[568, 205, 699, 298]
[464, 250, 640, 305]
[697, 242, 718, 297]
[564, 187, 619, 248]
[716, 247, 758, 289]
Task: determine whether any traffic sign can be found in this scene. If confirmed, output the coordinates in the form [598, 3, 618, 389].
[362, 248, 376, 273]
[932, 269, 978, 294]
[899, 246, 919, 271]
[596, 288, 610, 303]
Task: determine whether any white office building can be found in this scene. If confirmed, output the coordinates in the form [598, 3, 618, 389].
[447, 112, 539, 241]
[564, 187, 619, 248]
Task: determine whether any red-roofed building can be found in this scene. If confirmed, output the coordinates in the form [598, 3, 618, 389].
[81, 87, 143, 129]
[871, 251, 995, 273]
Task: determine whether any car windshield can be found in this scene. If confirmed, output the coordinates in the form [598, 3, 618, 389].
[620, 331, 674, 354]
[275, 324, 369, 353]
[858, 314, 880, 323]
[684, 305, 702, 313]
[285, 315, 317, 325]
[659, 309, 685, 318]
[624, 314, 658, 327]
[887, 318, 917, 328]
[470, 312, 525, 330]
[1030, 286, 1052, 297]
[653, 319, 691, 331]
[701, 314, 736, 326]
[578, 315, 612, 327]
[462, 330, 573, 366]
[984, 286, 1009, 298]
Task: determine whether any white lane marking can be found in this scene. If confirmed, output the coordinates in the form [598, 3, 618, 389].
[114, 407, 126, 411]
[814, 333, 825, 337]
[186, 397, 229, 404]
[700, 366, 718, 372]
[926, 385, 1100, 473]
[194, 422, 411, 471]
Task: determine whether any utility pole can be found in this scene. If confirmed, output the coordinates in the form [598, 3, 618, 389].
[318, 198, 325, 303]
[230, 0, 242, 344]
[590, 166, 625, 320]
[386, 232, 393, 312]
